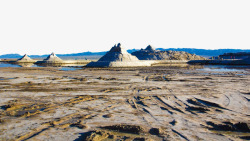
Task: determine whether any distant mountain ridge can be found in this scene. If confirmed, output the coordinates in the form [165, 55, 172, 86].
[1, 48, 249, 59]
[154, 48, 250, 58]
[0, 54, 23, 59]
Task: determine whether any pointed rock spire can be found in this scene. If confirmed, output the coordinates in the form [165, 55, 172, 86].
[43, 52, 63, 63]
[145, 45, 155, 52]
[17, 54, 34, 62]
[98, 43, 138, 62]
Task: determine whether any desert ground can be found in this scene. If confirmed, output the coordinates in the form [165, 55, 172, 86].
[0, 65, 249, 141]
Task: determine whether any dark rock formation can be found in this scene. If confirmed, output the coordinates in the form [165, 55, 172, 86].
[207, 121, 250, 132]
[149, 127, 162, 135]
[218, 52, 250, 60]
[101, 124, 145, 134]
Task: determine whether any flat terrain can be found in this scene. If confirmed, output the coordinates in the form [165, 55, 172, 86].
[0, 66, 249, 141]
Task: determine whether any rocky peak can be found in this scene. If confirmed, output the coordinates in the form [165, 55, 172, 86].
[51, 52, 55, 56]
[18, 54, 33, 61]
[43, 52, 62, 62]
[145, 45, 155, 52]
[109, 43, 128, 54]
[98, 43, 139, 62]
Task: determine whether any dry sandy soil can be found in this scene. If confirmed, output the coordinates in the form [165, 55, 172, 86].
[0, 65, 249, 141]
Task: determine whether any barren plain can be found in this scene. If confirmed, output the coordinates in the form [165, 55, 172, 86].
[0, 65, 249, 141]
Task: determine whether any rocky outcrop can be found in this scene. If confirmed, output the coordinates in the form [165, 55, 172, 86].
[41, 53, 64, 63]
[16, 54, 36, 63]
[207, 121, 250, 132]
[86, 43, 154, 67]
[98, 43, 139, 62]
[132, 45, 206, 60]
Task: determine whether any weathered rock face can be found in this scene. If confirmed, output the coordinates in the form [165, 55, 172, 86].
[43, 53, 63, 63]
[86, 43, 154, 67]
[132, 45, 206, 60]
[17, 54, 36, 63]
[98, 43, 139, 62]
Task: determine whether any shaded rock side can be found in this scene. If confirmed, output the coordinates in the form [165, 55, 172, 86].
[234, 56, 250, 65]
[132, 45, 206, 60]
[86, 43, 154, 67]
[242, 56, 250, 62]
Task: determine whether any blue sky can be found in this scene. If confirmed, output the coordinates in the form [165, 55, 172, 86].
[0, 0, 250, 55]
